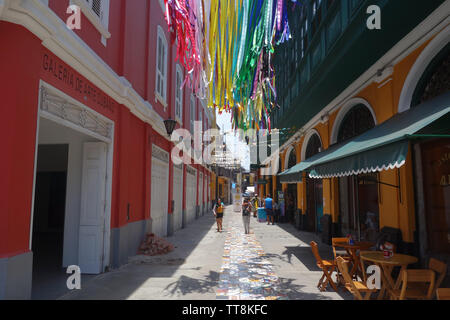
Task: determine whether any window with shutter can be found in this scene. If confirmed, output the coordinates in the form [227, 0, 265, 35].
[92, 0, 101, 17]
[83, 0, 108, 25]
[155, 26, 168, 106]
[75, 0, 110, 43]
[175, 66, 183, 123]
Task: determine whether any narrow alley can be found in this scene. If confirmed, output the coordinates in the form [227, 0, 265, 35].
[59, 206, 351, 300]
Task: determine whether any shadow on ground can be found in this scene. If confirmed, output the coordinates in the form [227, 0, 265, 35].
[164, 271, 220, 296]
[277, 277, 352, 300]
[59, 213, 220, 300]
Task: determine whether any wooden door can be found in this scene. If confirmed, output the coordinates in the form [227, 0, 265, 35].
[78, 142, 107, 274]
[422, 139, 450, 254]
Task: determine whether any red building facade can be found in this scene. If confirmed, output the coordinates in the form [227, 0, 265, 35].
[0, 0, 213, 299]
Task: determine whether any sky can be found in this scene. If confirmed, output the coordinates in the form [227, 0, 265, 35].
[216, 110, 250, 171]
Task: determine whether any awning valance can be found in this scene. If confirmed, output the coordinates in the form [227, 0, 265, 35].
[309, 93, 450, 178]
[278, 92, 450, 181]
[278, 143, 343, 183]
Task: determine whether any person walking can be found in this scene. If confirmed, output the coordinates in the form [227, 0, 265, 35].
[213, 198, 225, 232]
[251, 194, 258, 218]
[265, 194, 275, 225]
[242, 198, 252, 234]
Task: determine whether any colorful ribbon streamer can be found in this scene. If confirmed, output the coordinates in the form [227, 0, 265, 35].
[163, 0, 294, 132]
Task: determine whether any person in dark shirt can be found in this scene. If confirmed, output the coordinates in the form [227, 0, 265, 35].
[242, 198, 253, 234]
[213, 198, 225, 232]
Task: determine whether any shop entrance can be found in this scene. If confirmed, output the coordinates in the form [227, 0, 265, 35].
[335, 103, 378, 240]
[338, 174, 379, 241]
[421, 139, 450, 256]
[304, 132, 323, 233]
[285, 148, 298, 224]
[31, 144, 68, 299]
[32, 118, 108, 298]
[286, 184, 297, 224]
[306, 178, 323, 233]
[31, 86, 113, 299]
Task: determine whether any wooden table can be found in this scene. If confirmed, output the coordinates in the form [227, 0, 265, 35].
[360, 251, 418, 300]
[333, 241, 375, 280]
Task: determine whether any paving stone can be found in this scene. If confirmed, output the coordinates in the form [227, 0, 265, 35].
[216, 210, 286, 300]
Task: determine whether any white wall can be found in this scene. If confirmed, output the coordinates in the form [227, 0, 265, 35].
[38, 118, 98, 267]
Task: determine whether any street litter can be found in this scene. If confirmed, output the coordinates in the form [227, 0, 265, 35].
[137, 233, 174, 256]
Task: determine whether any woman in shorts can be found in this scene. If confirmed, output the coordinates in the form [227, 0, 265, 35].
[213, 198, 225, 232]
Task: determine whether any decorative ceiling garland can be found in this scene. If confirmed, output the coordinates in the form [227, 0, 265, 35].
[163, 0, 294, 133]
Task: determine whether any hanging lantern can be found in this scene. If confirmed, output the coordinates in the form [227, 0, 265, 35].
[164, 119, 178, 137]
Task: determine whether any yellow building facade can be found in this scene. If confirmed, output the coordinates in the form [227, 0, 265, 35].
[264, 22, 450, 264]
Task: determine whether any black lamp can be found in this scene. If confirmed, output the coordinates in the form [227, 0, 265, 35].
[245, 136, 250, 145]
[164, 119, 177, 137]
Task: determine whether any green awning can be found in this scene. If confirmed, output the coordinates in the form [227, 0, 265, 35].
[309, 92, 450, 178]
[278, 143, 343, 183]
[277, 92, 450, 182]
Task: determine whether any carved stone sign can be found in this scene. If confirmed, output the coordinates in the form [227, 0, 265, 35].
[40, 87, 113, 141]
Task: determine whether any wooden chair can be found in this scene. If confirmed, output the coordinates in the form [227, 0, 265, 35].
[332, 237, 353, 284]
[336, 256, 377, 300]
[389, 269, 435, 300]
[310, 241, 339, 292]
[436, 288, 450, 300]
[332, 237, 353, 261]
[429, 258, 447, 296]
[409, 258, 447, 299]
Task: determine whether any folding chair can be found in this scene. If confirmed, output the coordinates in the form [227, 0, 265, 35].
[389, 269, 435, 300]
[336, 256, 377, 300]
[436, 288, 450, 300]
[332, 237, 353, 261]
[409, 258, 447, 299]
[310, 241, 339, 292]
[332, 237, 353, 284]
[429, 258, 447, 297]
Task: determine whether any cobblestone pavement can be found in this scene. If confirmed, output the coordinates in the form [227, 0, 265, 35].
[216, 210, 288, 300]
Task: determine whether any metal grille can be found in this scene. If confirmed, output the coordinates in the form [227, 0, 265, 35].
[305, 134, 322, 160]
[417, 50, 450, 105]
[337, 104, 375, 143]
[92, 0, 101, 17]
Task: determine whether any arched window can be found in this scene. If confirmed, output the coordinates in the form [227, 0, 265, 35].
[337, 104, 375, 143]
[305, 133, 322, 160]
[156, 26, 168, 106]
[288, 148, 297, 169]
[412, 44, 450, 107]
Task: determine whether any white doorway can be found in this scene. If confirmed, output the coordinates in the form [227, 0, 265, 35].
[151, 145, 169, 237]
[173, 164, 183, 232]
[30, 84, 114, 300]
[186, 166, 197, 224]
[78, 142, 108, 274]
[199, 172, 203, 216]
[31, 118, 113, 298]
